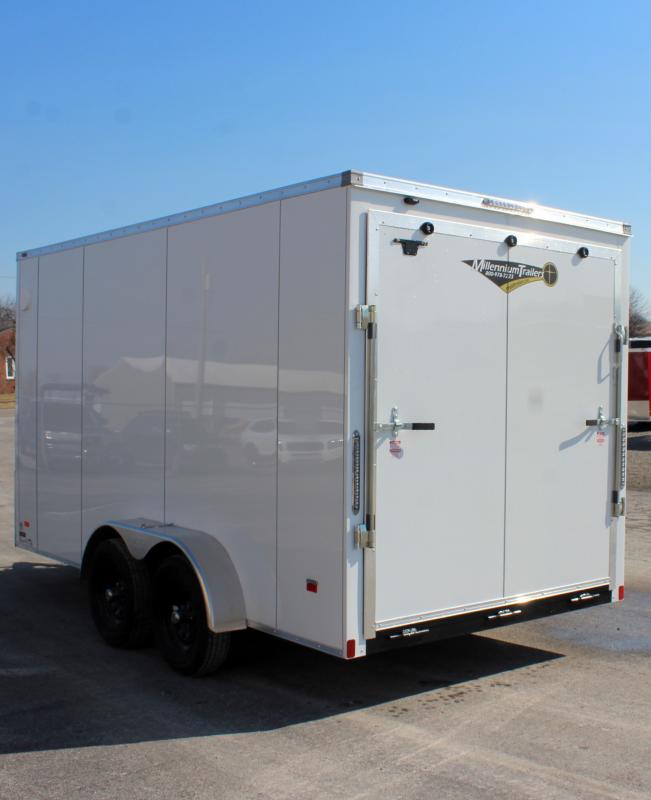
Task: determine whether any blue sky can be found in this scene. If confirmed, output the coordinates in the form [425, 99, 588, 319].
[1, 0, 650, 302]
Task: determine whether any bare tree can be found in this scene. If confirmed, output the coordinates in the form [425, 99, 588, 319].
[0, 295, 15, 330]
[630, 287, 650, 337]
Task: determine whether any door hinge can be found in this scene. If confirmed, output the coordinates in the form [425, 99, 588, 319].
[354, 523, 375, 549]
[614, 323, 628, 354]
[355, 304, 376, 330]
[613, 494, 625, 517]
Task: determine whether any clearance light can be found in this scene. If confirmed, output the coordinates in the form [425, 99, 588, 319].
[306, 579, 318, 593]
[618, 585, 625, 601]
[346, 639, 356, 659]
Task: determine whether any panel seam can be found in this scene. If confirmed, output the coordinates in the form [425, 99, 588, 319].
[163, 228, 169, 523]
[275, 201, 282, 630]
[80, 248, 85, 555]
[502, 282, 509, 598]
[34, 259, 40, 551]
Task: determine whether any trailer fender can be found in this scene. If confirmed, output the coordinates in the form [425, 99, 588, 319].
[101, 519, 247, 633]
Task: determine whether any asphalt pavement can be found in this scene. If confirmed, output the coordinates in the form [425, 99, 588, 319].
[0, 409, 649, 800]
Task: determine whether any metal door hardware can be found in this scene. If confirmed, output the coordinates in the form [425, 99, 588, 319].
[388, 626, 430, 639]
[355, 304, 376, 331]
[570, 591, 601, 603]
[612, 323, 627, 517]
[614, 323, 628, 351]
[376, 407, 436, 438]
[585, 405, 620, 432]
[352, 431, 361, 515]
[487, 608, 522, 621]
[618, 425, 627, 490]
[354, 523, 375, 550]
[393, 238, 428, 256]
[355, 304, 378, 562]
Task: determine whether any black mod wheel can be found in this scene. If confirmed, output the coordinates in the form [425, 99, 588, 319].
[153, 554, 230, 676]
[88, 538, 153, 648]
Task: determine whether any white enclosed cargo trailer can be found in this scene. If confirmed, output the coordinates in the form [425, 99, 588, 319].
[15, 171, 630, 675]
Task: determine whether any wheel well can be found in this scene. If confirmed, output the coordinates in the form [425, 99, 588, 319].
[81, 526, 123, 581]
[82, 528, 189, 582]
[144, 541, 187, 573]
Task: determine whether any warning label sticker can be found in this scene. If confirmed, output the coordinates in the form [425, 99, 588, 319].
[389, 439, 403, 458]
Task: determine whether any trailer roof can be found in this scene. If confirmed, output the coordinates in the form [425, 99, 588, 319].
[17, 170, 630, 259]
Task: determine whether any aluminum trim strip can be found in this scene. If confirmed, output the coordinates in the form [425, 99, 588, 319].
[18, 171, 629, 259]
[375, 578, 611, 631]
[17, 173, 349, 259]
[357, 172, 630, 237]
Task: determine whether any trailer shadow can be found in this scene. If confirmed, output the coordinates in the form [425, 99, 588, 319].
[627, 432, 651, 449]
[0, 561, 562, 755]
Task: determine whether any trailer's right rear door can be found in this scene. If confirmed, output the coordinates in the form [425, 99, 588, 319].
[504, 242, 619, 596]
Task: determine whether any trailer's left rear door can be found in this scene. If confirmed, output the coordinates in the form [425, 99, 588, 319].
[366, 212, 508, 631]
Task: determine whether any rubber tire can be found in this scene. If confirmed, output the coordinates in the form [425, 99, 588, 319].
[153, 554, 230, 676]
[88, 537, 153, 648]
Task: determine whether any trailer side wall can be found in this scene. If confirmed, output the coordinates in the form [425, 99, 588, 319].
[276, 188, 348, 651]
[165, 202, 281, 630]
[17, 187, 349, 649]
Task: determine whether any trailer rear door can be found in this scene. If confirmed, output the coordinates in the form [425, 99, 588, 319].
[364, 212, 620, 634]
[504, 242, 618, 596]
[365, 212, 508, 631]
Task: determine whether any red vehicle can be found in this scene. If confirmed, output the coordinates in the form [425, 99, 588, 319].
[628, 337, 651, 424]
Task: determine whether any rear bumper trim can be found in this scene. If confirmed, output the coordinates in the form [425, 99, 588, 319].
[366, 585, 612, 655]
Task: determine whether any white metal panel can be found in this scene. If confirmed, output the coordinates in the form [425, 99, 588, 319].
[165, 204, 280, 629]
[36, 248, 83, 563]
[81, 231, 166, 548]
[367, 212, 507, 629]
[276, 188, 347, 651]
[505, 245, 615, 595]
[15, 257, 39, 550]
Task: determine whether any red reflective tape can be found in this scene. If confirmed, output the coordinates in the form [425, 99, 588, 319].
[346, 639, 356, 659]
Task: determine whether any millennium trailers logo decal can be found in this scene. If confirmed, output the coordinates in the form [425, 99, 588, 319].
[461, 259, 558, 293]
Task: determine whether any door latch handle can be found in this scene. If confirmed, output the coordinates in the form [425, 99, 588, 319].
[376, 407, 436, 438]
[585, 405, 620, 431]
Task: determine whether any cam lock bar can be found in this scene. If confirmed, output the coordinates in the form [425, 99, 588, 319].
[376, 407, 436, 439]
[585, 405, 620, 432]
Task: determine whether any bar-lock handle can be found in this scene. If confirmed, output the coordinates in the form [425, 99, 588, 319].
[585, 405, 619, 432]
[376, 407, 436, 438]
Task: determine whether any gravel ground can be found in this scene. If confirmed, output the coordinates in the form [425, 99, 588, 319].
[0, 409, 649, 800]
